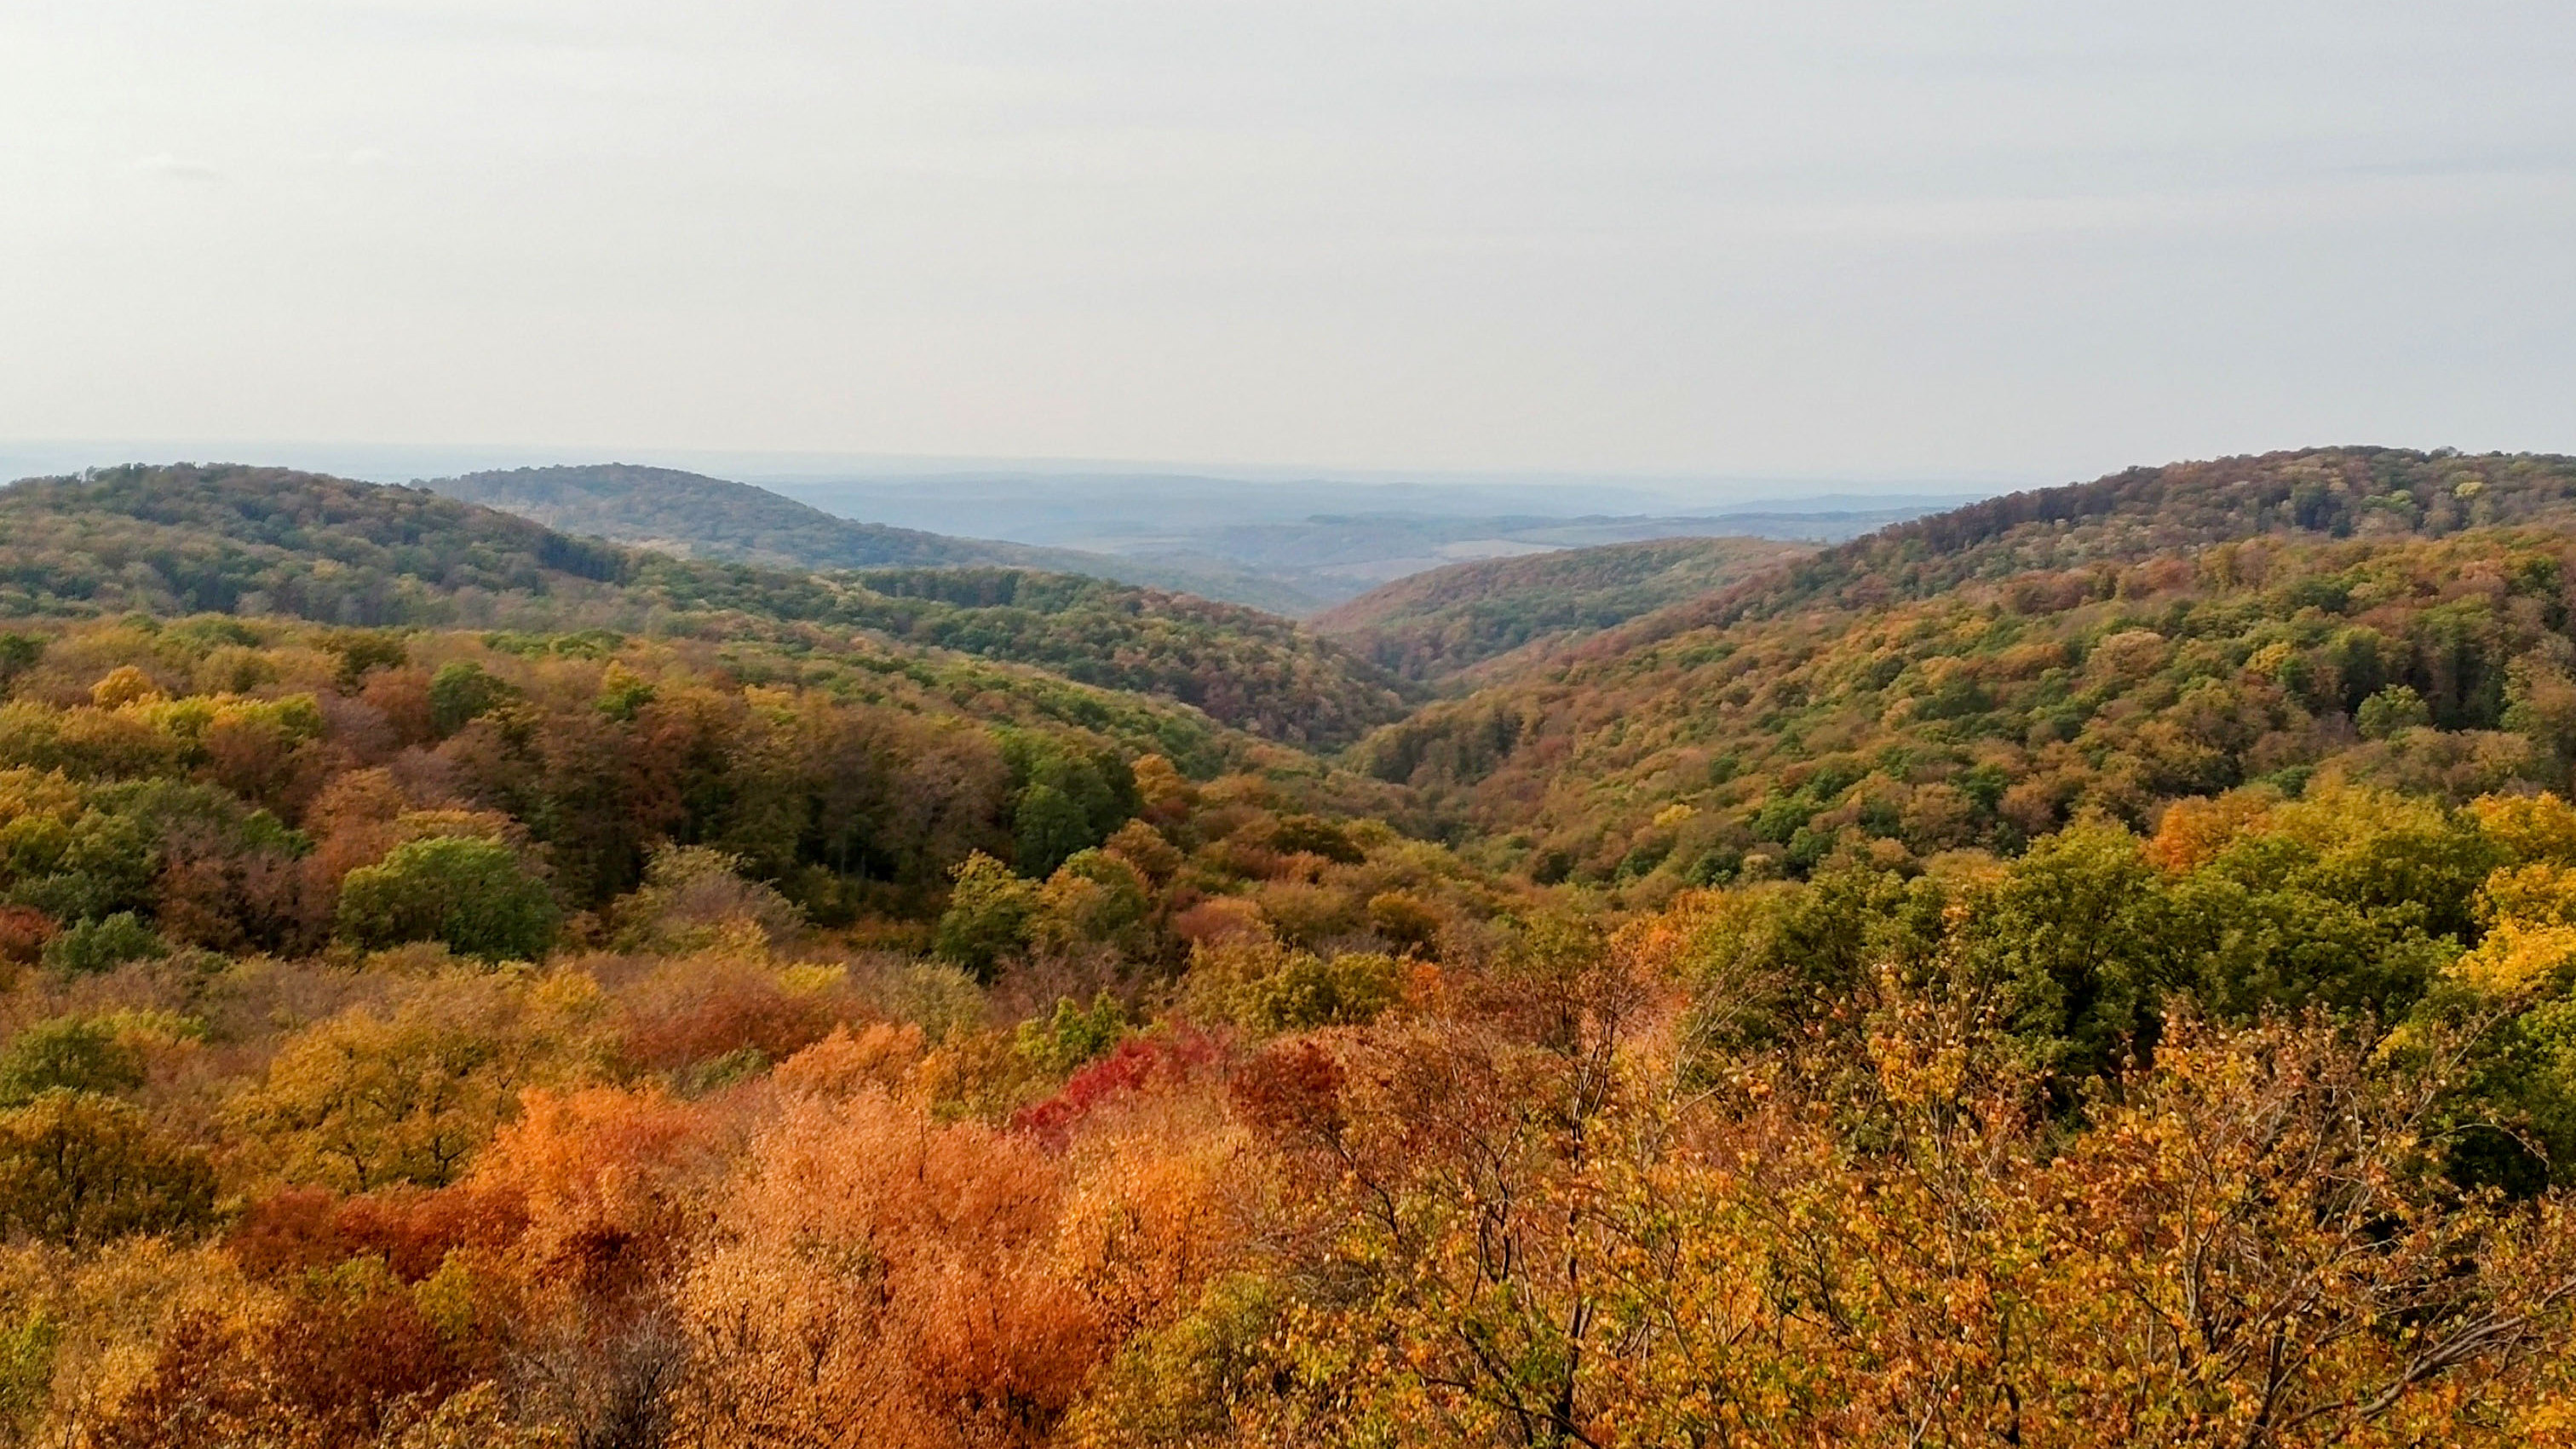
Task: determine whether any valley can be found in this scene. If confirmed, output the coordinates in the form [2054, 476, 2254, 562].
[3, 446, 2576, 1445]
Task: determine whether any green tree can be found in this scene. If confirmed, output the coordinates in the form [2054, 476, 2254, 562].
[1035, 848, 1153, 957]
[932, 851, 1038, 980]
[426, 661, 515, 736]
[1003, 736, 1136, 877]
[1963, 822, 2193, 1083]
[0, 635, 39, 693]
[1014, 784, 1097, 880]
[0, 1015, 145, 1104]
[2358, 683, 2433, 739]
[40, 911, 168, 975]
[1015, 992, 1130, 1075]
[335, 836, 560, 962]
[1243, 950, 1401, 1032]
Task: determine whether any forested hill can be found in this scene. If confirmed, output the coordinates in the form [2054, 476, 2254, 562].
[426, 463, 1320, 614]
[0, 464, 632, 619]
[1312, 533, 1809, 683]
[16, 450, 2576, 1440]
[1674, 446, 2576, 635]
[0, 464, 1412, 746]
[428, 463, 1023, 570]
[1357, 446, 2576, 884]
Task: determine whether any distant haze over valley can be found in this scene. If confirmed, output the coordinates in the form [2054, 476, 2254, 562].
[0, 441, 1985, 612]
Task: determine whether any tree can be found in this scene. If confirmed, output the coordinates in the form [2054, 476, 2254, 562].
[675, 1089, 1105, 1448]
[227, 974, 604, 1192]
[37, 911, 167, 975]
[933, 851, 1038, 980]
[0, 1090, 216, 1245]
[0, 1015, 145, 1105]
[427, 661, 517, 736]
[1015, 784, 1096, 881]
[1034, 848, 1152, 958]
[336, 836, 560, 962]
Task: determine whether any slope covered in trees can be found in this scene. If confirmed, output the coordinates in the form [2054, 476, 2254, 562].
[0, 465, 1412, 746]
[428, 463, 1322, 614]
[1313, 533, 1809, 683]
[428, 463, 1027, 571]
[3, 448, 2576, 1443]
[1354, 448, 2576, 883]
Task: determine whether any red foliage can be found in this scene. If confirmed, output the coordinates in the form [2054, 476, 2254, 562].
[1013, 1031, 1220, 1149]
[155, 828, 333, 956]
[1228, 1038, 1346, 1149]
[228, 1183, 531, 1282]
[0, 906, 55, 964]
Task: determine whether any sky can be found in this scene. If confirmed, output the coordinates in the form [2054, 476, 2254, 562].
[2, 1, 2571, 486]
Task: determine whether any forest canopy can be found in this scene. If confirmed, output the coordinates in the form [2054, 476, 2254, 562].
[3, 450, 2576, 1446]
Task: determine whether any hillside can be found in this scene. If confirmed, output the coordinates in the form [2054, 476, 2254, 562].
[1357, 447, 2576, 884]
[0, 464, 1413, 747]
[1670, 446, 2576, 634]
[428, 463, 1323, 615]
[9, 450, 2576, 1441]
[428, 463, 1023, 570]
[1313, 533, 1810, 683]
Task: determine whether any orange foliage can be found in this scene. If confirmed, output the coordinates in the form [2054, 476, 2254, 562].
[471, 1084, 722, 1304]
[771, 1021, 926, 1098]
[1168, 895, 1267, 946]
[2146, 787, 2280, 871]
[229, 1182, 531, 1282]
[676, 1090, 1106, 1447]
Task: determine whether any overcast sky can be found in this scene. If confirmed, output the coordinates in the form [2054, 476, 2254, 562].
[2, 1, 2570, 484]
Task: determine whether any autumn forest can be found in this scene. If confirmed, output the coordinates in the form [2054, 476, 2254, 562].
[5, 450, 2576, 1446]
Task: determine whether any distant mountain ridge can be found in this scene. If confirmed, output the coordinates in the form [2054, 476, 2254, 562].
[1689, 446, 2576, 632]
[426, 463, 1320, 613]
[428, 463, 1019, 569]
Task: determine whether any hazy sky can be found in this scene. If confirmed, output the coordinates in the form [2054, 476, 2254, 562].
[3, 2, 2571, 482]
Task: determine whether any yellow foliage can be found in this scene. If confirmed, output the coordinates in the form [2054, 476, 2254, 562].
[2475, 791, 2576, 866]
[227, 969, 611, 1191]
[2451, 919, 2576, 997]
[0, 1238, 266, 1442]
[2480, 861, 2576, 928]
[87, 665, 161, 710]
[0, 768, 80, 830]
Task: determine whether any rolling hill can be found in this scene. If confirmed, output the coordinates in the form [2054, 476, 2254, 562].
[426, 463, 1323, 614]
[1313, 533, 1811, 684]
[1354, 447, 2576, 886]
[0, 464, 1414, 748]
[14, 449, 2576, 1442]
[427, 463, 1030, 570]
